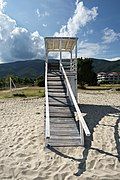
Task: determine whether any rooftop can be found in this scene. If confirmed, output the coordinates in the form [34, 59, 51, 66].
[44, 37, 78, 52]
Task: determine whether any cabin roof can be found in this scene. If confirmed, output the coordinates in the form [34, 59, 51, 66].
[44, 37, 78, 52]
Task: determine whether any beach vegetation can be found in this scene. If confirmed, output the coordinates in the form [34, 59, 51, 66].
[77, 57, 97, 88]
[0, 87, 45, 99]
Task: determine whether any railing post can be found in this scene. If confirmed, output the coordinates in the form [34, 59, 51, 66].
[45, 50, 50, 138]
[75, 39, 78, 101]
[60, 39, 62, 72]
[70, 51, 72, 71]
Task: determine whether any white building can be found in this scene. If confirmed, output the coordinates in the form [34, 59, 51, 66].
[97, 72, 120, 84]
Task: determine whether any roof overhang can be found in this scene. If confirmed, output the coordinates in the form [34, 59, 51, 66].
[44, 37, 78, 52]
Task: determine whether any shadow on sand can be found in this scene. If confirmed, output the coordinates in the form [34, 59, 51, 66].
[74, 103, 120, 176]
[47, 104, 120, 177]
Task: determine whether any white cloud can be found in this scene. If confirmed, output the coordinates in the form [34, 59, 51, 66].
[0, 1, 45, 63]
[31, 31, 44, 58]
[54, 1, 98, 37]
[36, 9, 40, 18]
[77, 41, 106, 58]
[36, 9, 49, 18]
[105, 57, 120, 61]
[83, 29, 93, 37]
[0, 0, 7, 11]
[43, 23, 47, 27]
[44, 11, 49, 17]
[75, 0, 80, 6]
[102, 28, 120, 44]
[87, 29, 93, 34]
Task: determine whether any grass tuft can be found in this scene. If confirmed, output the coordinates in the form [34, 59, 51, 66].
[0, 87, 45, 99]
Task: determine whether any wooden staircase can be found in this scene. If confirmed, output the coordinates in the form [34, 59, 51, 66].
[45, 71, 82, 147]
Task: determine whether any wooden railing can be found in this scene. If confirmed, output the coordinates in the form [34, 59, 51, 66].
[45, 61, 50, 138]
[60, 62, 91, 136]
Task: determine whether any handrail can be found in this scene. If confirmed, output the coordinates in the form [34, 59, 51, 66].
[45, 61, 50, 138]
[60, 62, 91, 136]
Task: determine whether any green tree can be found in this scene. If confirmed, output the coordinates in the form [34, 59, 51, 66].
[23, 77, 34, 85]
[0, 79, 5, 89]
[34, 76, 44, 87]
[77, 57, 97, 87]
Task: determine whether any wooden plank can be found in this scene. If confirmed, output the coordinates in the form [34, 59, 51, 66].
[45, 111, 73, 115]
[48, 81, 64, 86]
[48, 78, 62, 81]
[50, 124, 77, 128]
[49, 103, 70, 107]
[48, 139, 81, 147]
[48, 76, 61, 78]
[50, 136, 81, 140]
[47, 143, 81, 147]
[48, 85, 65, 88]
[48, 93, 67, 98]
[48, 98, 69, 102]
[50, 126, 78, 131]
[49, 107, 73, 113]
[50, 130, 79, 136]
[50, 128, 79, 133]
[49, 90, 66, 93]
[50, 119, 75, 124]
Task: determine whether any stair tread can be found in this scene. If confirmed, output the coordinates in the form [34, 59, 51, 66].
[49, 136, 80, 140]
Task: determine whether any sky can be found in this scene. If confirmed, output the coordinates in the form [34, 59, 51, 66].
[0, 0, 120, 63]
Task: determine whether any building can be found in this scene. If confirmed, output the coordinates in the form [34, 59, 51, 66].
[97, 72, 120, 84]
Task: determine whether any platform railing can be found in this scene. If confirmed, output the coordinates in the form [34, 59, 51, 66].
[45, 61, 50, 138]
[60, 62, 91, 137]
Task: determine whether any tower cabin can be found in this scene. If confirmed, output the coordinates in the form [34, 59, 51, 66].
[44, 37, 90, 147]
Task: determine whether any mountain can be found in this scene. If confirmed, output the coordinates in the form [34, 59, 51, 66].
[0, 59, 45, 78]
[0, 58, 120, 78]
[92, 58, 120, 73]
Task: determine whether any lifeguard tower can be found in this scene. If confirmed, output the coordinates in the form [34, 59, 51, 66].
[44, 37, 90, 147]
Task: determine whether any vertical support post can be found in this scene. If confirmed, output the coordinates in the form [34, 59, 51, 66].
[10, 77, 12, 94]
[75, 39, 78, 101]
[60, 39, 62, 72]
[70, 51, 72, 71]
[46, 50, 48, 63]
[80, 122, 84, 146]
[45, 47, 50, 139]
[75, 39, 77, 71]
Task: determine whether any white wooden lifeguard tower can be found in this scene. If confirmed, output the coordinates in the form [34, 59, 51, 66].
[44, 37, 90, 147]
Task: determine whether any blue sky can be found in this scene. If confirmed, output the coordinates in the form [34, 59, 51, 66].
[0, 0, 120, 63]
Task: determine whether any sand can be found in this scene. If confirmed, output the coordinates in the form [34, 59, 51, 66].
[0, 90, 120, 180]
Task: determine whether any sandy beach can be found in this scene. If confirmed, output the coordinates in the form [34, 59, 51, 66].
[0, 90, 120, 179]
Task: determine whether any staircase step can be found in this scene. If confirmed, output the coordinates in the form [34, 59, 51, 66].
[48, 96, 68, 100]
[50, 123, 77, 128]
[49, 113, 73, 118]
[48, 85, 66, 89]
[50, 130, 79, 136]
[48, 88, 65, 93]
[49, 106, 73, 112]
[50, 118, 75, 124]
[49, 103, 72, 107]
[47, 77, 61, 80]
[49, 101, 69, 105]
[48, 82, 64, 86]
[50, 135, 80, 140]
[48, 140, 81, 147]
[50, 125, 78, 130]
[48, 93, 67, 97]
[48, 85, 65, 88]
[48, 73, 62, 77]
